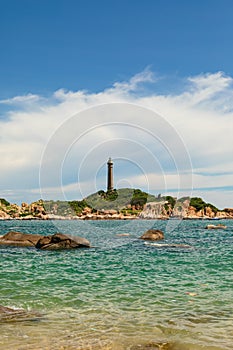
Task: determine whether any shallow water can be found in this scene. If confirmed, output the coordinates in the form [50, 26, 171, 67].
[0, 219, 232, 349]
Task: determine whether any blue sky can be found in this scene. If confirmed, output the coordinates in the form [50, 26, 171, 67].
[1, 0, 233, 208]
[1, 0, 233, 97]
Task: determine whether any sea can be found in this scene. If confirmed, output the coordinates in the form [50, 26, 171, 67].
[0, 219, 232, 350]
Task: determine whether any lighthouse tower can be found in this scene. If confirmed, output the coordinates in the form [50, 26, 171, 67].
[107, 158, 114, 191]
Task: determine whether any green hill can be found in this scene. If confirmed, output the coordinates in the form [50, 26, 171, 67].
[84, 188, 160, 211]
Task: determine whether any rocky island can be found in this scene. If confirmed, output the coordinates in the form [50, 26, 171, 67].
[0, 189, 232, 220]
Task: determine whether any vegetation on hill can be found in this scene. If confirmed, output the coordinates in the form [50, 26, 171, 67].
[190, 197, 219, 213]
[97, 189, 118, 201]
[0, 198, 10, 207]
[86, 188, 159, 211]
[164, 196, 176, 211]
[130, 189, 148, 208]
[86, 188, 133, 211]
[43, 199, 88, 216]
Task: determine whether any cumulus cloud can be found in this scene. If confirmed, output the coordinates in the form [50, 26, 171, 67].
[0, 70, 233, 208]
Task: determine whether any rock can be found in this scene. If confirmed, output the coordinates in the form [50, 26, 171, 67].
[0, 210, 11, 220]
[35, 235, 51, 248]
[0, 231, 42, 247]
[0, 305, 43, 322]
[140, 229, 164, 241]
[0, 231, 91, 250]
[206, 224, 227, 230]
[139, 201, 169, 219]
[144, 242, 192, 248]
[35, 233, 91, 250]
[116, 233, 131, 237]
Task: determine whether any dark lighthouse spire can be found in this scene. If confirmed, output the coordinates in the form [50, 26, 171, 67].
[107, 157, 114, 191]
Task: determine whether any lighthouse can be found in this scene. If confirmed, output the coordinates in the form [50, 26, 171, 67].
[107, 157, 114, 191]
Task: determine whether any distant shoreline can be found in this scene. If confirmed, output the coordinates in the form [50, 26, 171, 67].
[0, 216, 232, 221]
[1, 192, 233, 220]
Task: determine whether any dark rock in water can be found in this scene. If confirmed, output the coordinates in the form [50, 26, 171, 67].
[0, 231, 91, 250]
[140, 229, 164, 241]
[0, 305, 43, 322]
[34, 235, 51, 248]
[0, 231, 42, 247]
[35, 232, 90, 250]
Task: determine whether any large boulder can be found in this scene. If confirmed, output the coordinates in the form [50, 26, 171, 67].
[140, 229, 164, 241]
[0, 231, 91, 250]
[0, 231, 42, 247]
[35, 233, 90, 250]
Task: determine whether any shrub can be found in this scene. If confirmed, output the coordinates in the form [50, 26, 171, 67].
[165, 196, 176, 209]
[0, 198, 10, 207]
[190, 197, 206, 211]
[190, 197, 218, 213]
[130, 189, 148, 208]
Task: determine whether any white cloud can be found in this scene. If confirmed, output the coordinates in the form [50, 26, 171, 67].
[111, 68, 155, 93]
[0, 70, 233, 208]
[0, 93, 41, 105]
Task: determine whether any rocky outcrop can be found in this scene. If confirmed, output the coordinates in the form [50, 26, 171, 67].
[139, 201, 168, 219]
[35, 233, 90, 250]
[0, 210, 10, 220]
[184, 204, 233, 219]
[0, 231, 91, 250]
[140, 229, 164, 241]
[0, 231, 43, 247]
[224, 208, 233, 216]
[0, 200, 47, 219]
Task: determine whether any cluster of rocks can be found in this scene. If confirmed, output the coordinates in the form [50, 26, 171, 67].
[0, 200, 138, 220]
[0, 229, 166, 250]
[0, 231, 90, 250]
[0, 200, 46, 220]
[139, 201, 233, 220]
[78, 208, 137, 220]
[1, 198, 233, 221]
[184, 206, 232, 220]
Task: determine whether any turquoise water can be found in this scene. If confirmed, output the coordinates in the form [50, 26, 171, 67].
[0, 219, 233, 350]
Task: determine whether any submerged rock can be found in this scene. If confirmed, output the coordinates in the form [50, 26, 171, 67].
[140, 229, 164, 241]
[206, 224, 227, 230]
[115, 233, 131, 237]
[0, 305, 43, 322]
[35, 232, 91, 250]
[144, 242, 192, 249]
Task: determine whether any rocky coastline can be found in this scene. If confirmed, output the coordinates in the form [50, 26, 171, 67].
[0, 196, 233, 220]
